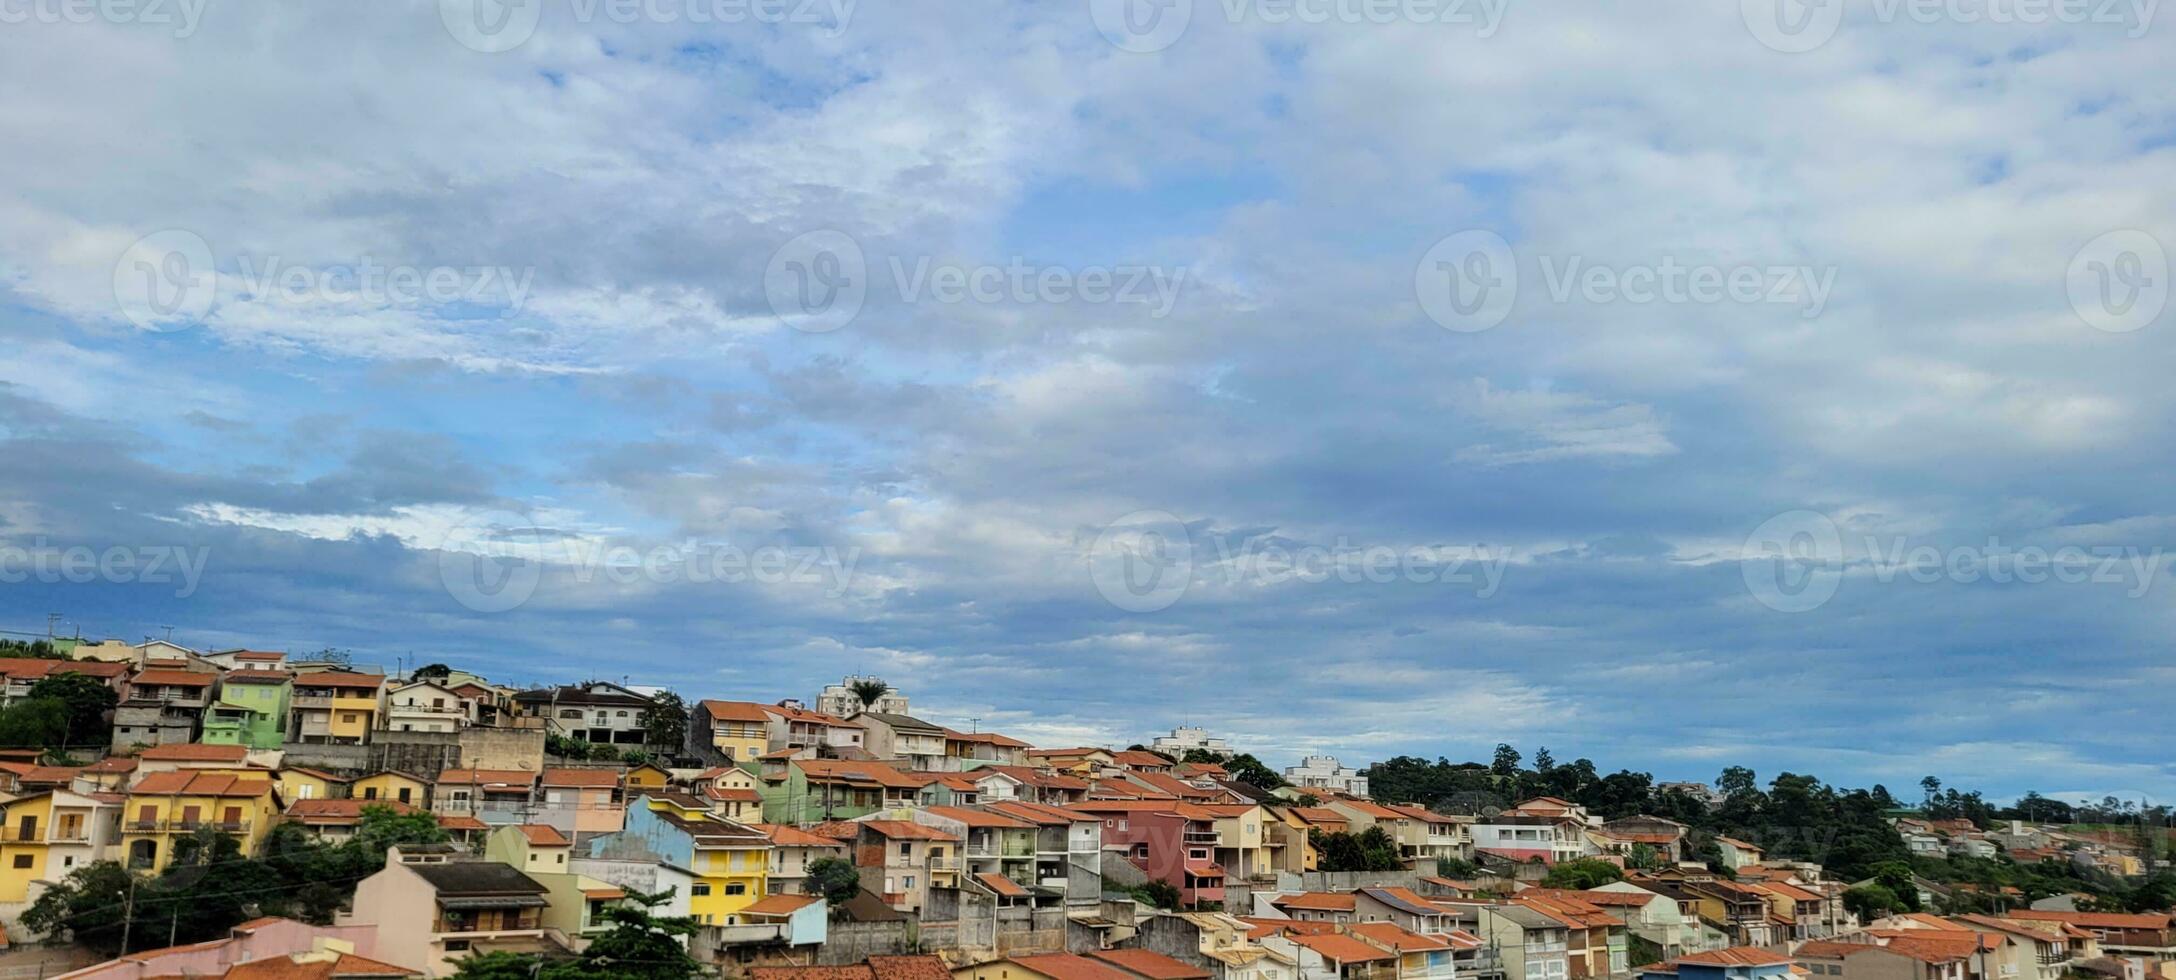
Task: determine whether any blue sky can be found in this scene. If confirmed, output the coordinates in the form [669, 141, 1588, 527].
[2, 1, 2172, 806]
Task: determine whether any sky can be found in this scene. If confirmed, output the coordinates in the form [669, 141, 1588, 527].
[1, 0, 2172, 806]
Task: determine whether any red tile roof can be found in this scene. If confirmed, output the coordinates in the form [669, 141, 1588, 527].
[1350, 921, 1452, 952]
[925, 805, 1033, 828]
[539, 768, 619, 788]
[977, 871, 1032, 897]
[223, 669, 293, 685]
[701, 699, 773, 723]
[1087, 949, 1213, 980]
[859, 820, 959, 841]
[742, 893, 824, 916]
[140, 743, 249, 763]
[285, 799, 422, 824]
[1275, 891, 1358, 912]
[1005, 953, 1137, 980]
[130, 669, 215, 687]
[1293, 934, 1397, 964]
[516, 824, 570, 846]
[129, 771, 275, 797]
[0, 658, 128, 679]
[437, 815, 488, 831]
[1678, 947, 1793, 967]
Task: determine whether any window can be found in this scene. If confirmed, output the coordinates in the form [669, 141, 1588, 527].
[725, 882, 747, 895]
[444, 940, 471, 951]
[691, 883, 711, 896]
[12, 855, 31, 869]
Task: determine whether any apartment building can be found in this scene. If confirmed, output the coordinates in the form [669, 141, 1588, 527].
[112, 668, 216, 749]
[119, 771, 282, 873]
[1285, 755, 1370, 797]
[289, 671, 387, 745]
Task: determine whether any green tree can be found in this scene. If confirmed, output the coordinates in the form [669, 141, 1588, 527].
[1843, 883, 1904, 919]
[1133, 879, 1181, 909]
[640, 691, 689, 755]
[21, 861, 139, 954]
[807, 855, 862, 909]
[848, 678, 891, 711]
[1436, 856, 1482, 878]
[1491, 744, 1523, 779]
[1626, 843, 1662, 870]
[563, 887, 701, 979]
[1542, 857, 1625, 889]
[1222, 752, 1288, 789]
[27, 671, 119, 745]
[0, 698, 68, 748]
[413, 662, 453, 681]
[1313, 827, 1403, 872]
[445, 951, 552, 980]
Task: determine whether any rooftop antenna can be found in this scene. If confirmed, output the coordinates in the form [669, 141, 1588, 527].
[160, 625, 175, 642]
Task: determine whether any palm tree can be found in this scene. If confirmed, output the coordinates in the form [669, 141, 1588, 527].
[848, 678, 891, 712]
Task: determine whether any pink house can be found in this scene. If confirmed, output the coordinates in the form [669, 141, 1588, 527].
[1069, 801, 1227, 907]
[54, 917, 386, 979]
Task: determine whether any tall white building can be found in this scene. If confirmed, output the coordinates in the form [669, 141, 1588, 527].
[1150, 725, 1231, 758]
[815, 675, 909, 718]
[1285, 753, 1370, 796]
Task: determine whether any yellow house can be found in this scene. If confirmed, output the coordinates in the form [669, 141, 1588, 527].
[484, 823, 574, 876]
[353, 770, 431, 808]
[695, 765, 764, 822]
[615, 796, 772, 925]
[288, 671, 386, 745]
[0, 789, 120, 903]
[696, 700, 771, 762]
[623, 763, 672, 794]
[119, 771, 281, 873]
[275, 766, 352, 803]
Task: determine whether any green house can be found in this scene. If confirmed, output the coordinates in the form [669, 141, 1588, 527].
[201, 670, 291, 748]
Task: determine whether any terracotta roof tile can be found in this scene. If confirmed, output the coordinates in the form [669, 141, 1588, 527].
[1087, 949, 1213, 980]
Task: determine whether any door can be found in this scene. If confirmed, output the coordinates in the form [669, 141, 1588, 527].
[221, 806, 242, 829]
[180, 805, 200, 827]
[15, 814, 34, 839]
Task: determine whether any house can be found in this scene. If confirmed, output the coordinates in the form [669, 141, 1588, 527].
[112, 668, 216, 748]
[852, 819, 962, 913]
[956, 952, 1140, 980]
[354, 770, 432, 808]
[1792, 935, 1981, 980]
[1088, 948, 1219, 980]
[1283, 755, 1369, 797]
[1712, 838, 1763, 871]
[1478, 903, 1574, 980]
[201, 669, 291, 748]
[135, 741, 254, 773]
[981, 800, 1106, 908]
[623, 762, 672, 794]
[284, 799, 426, 842]
[1352, 886, 1459, 934]
[2007, 911, 2176, 963]
[44, 916, 399, 980]
[1471, 815, 1594, 865]
[346, 857, 556, 977]
[1636, 947, 1794, 980]
[692, 765, 765, 821]
[699, 892, 830, 969]
[1349, 921, 1458, 980]
[119, 771, 282, 872]
[1076, 801, 1230, 908]
[757, 955, 952, 980]
[945, 729, 1034, 768]
[1260, 931, 1399, 980]
[1152, 726, 1233, 759]
[1677, 879, 1780, 947]
[0, 657, 128, 706]
[1586, 883, 1703, 958]
[513, 682, 653, 747]
[849, 712, 952, 770]
[277, 766, 353, 803]
[289, 671, 387, 745]
[0, 788, 122, 908]
[1382, 804, 1474, 863]
[817, 675, 911, 718]
[385, 681, 468, 733]
[202, 648, 289, 670]
[537, 768, 623, 838]
[432, 768, 539, 822]
[761, 758, 928, 823]
[483, 823, 574, 876]
[1594, 816, 1688, 865]
[697, 700, 776, 762]
[585, 794, 775, 926]
[754, 822, 849, 895]
[1130, 909, 1302, 980]
[1274, 892, 1359, 925]
[1029, 748, 1117, 776]
[1516, 889, 1630, 978]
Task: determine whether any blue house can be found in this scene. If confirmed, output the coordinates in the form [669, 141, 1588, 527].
[1638, 947, 1796, 980]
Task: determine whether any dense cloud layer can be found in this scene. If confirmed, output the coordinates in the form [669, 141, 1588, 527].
[2, 0, 2171, 801]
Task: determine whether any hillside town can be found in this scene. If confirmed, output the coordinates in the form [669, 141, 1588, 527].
[0, 639, 2170, 980]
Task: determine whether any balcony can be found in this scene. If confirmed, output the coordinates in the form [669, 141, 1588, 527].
[930, 855, 961, 871]
[966, 842, 1000, 858]
[1184, 831, 1221, 845]
[292, 694, 333, 708]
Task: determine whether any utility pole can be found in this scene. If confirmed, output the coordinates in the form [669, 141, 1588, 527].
[119, 874, 137, 954]
[45, 613, 59, 638]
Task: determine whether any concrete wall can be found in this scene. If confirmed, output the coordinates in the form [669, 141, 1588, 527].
[816, 920, 923, 963]
[275, 727, 545, 778]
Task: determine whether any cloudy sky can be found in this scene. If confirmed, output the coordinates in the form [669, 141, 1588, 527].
[2, 0, 2171, 804]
